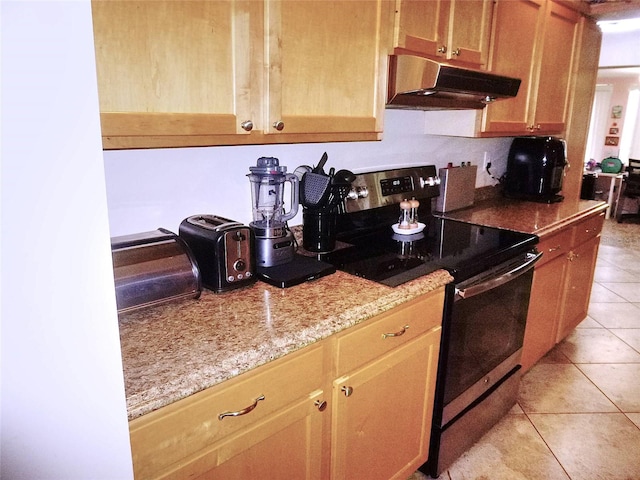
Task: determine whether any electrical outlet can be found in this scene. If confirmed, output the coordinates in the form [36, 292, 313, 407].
[483, 152, 491, 172]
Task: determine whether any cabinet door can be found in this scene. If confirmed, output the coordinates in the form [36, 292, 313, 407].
[394, 0, 446, 58]
[482, 0, 545, 134]
[91, 1, 255, 148]
[521, 255, 567, 371]
[532, 1, 580, 134]
[265, 0, 392, 138]
[556, 235, 600, 342]
[162, 391, 326, 480]
[563, 18, 602, 202]
[445, 0, 493, 67]
[331, 328, 441, 480]
[394, 0, 491, 68]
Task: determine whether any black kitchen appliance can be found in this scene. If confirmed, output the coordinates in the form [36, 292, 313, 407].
[319, 166, 540, 477]
[503, 136, 568, 203]
[178, 214, 256, 293]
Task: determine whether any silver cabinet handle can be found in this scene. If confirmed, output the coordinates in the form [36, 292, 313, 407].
[218, 395, 265, 420]
[341, 386, 353, 397]
[452, 48, 461, 56]
[272, 120, 285, 131]
[240, 120, 253, 132]
[437, 45, 447, 54]
[382, 325, 409, 339]
[314, 399, 327, 411]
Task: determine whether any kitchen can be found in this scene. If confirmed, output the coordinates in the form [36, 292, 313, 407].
[1, 1, 639, 479]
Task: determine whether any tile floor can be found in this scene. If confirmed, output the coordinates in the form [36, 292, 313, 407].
[410, 219, 640, 480]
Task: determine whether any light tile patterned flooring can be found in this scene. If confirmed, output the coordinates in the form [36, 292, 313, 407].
[410, 219, 640, 480]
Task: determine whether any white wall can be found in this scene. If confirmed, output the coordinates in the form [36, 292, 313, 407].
[104, 111, 514, 236]
[599, 28, 640, 67]
[1, 2, 133, 478]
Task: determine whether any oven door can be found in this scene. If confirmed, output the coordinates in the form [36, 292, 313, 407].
[441, 250, 541, 426]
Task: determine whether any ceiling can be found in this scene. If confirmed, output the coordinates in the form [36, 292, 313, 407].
[582, 0, 640, 21]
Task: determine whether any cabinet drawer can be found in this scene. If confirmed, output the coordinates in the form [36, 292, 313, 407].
[129, 344, 323, 480]
[537, 228, 573, 267]
[335, 288, 444, 376]
[572, 212, 605, 247]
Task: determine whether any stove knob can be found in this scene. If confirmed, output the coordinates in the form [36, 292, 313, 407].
[420, 176, 441, 187]
[346, 186, 369, 200]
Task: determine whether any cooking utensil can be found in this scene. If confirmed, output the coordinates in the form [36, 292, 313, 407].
[301, 171, 331, 207]
[313, 152, 329, 174]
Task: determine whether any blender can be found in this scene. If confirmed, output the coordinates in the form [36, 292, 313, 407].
[247, 157, 299, 267]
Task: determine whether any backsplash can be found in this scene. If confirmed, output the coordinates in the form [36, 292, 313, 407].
[103, 109, 514, 236]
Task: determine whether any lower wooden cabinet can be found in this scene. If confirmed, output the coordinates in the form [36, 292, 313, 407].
[556, 234, 600, 341]
[331, 329, 441, 480]
[521, 212, 604, 371]
[128, 288, 445, 479]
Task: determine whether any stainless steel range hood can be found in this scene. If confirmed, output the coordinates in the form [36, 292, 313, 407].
[387, 55, 521, 110]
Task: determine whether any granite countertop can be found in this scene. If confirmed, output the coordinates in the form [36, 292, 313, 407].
[119, 268, 453, 420]
[119, 195, 607, 421]
[442, 196, 609, 236]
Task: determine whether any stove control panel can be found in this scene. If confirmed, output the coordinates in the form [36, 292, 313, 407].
[344, 166, 440, 213]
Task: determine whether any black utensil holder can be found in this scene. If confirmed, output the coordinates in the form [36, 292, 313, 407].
[303, 208, 337, 252]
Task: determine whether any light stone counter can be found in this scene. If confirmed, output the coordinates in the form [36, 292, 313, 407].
[442, 197, 609, 236]
[119, 268, 453, 420]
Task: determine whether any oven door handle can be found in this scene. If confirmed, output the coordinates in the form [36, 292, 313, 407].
[455, 251, 542, 300]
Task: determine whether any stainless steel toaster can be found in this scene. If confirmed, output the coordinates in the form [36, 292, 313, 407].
[179, 215, 256, 293]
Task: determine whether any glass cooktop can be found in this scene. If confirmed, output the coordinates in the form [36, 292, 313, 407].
[322, 215, 538, 287]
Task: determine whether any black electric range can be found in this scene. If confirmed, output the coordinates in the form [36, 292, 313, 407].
[319, 165, 538, 287]
[323, 215, 538, 287]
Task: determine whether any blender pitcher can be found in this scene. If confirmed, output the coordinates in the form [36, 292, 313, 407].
[248, 157, 299, 267]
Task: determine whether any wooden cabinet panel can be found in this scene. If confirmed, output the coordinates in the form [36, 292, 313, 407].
[562, 18, 602, 202]
[172, 391, 325, 480]
[92, 1, 253, 140]
[556, 233, 600, 341]
[394, 0, 443, 57]
[265, 0, 390, 136]
[335, 290, 444, 376]
[535, 228, 574, 267]
[522, 211, 604, 371]
[331, 328, 441, 480]
[394, 0, 492, 68]
[521, 255, 566, 371]
[92, 0, 392, 149]
[483, 0, 579, 136]
[572, 212, 605, 247]
[129, 345, 323, 479]
[128, 288, 445, 479]
[445, 0, 493, 66]
[532, 1, 580, 133]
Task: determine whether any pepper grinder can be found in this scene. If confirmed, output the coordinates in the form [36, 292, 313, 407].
[398, 199, 412, 229]
[409, 198, 420, 228]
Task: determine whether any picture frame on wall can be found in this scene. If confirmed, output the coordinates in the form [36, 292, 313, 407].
[605, 136, 619, 146]
[612, 105, 623, 118]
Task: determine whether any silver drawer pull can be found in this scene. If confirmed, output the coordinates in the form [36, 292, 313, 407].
[218, 395, 265, 420]
[382, 325, 409, 339]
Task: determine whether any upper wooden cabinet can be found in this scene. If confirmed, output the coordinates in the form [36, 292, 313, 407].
[423, 0, 584, 138]
[483, 0, 581, 135]
[91, 0, 393, 149]
[394, 0, 493, 68]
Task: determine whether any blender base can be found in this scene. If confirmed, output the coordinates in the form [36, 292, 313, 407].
[257, 255, 335, 288]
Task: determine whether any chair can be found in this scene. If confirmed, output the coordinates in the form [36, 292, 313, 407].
[616, 158, 640, 223]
